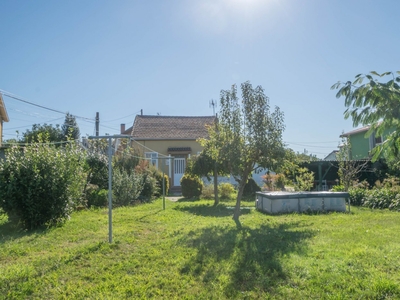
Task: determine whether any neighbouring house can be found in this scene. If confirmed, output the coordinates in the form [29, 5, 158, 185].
[0, 93, 9, 147]
[324, 150, 339, 161]
[124, 115, 215, 189]
[340, 124, 394, 160]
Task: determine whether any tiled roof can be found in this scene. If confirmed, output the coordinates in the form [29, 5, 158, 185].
[340, 125, 370, 137]
[131, 115, 215, 140]
[340, 122, 382, 137]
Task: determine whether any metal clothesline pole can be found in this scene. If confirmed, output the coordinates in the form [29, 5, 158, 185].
[157, 156, 175, 210]
[88, 135, 131, 243]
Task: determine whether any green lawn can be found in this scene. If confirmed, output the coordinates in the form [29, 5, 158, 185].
[1, 199, 399, 299]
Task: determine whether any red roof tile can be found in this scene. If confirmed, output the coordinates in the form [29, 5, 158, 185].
[131, 115, 215, 140]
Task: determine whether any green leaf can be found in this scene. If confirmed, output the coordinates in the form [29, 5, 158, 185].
[370, 71, 380, 76]
[353, 77, 363, 85]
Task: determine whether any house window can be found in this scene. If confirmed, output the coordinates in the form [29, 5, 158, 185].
[145, 152, 158, 168]
[369, 133, 383, 150]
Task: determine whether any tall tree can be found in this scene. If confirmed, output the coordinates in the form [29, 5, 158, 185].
[332, 71, 400, 161]
[62, 113, 80, 141]
[21, 123, 64, 143]
[202, 81, 285, 222]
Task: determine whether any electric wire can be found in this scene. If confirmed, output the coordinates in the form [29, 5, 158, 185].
[0, 89, 95, 121]
[102, 110, 141, 123]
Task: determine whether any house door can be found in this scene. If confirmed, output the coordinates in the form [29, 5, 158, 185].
[174, 158, 185, 186]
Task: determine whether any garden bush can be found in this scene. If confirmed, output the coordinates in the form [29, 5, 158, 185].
[201, 184, 214, 199]
[331, 185, 345, 192]
[362, 188, 396, 209]
[181, 174, 203, 198]
[262, 173, 286, 191]
[112, 168, 143, 206]
[389, 194, 400, 210]
[85, 152, 108, 189]
[219, 182, 235, 200]
[147, 166, 169, 198]
[133, 163, 168, 201]
[139, 172, 158, 202]
[86, 185, 108, 208]
[0, 142, 86, 229]
[348, 187, 366, 206]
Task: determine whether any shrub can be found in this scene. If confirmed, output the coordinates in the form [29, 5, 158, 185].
[139, 172, 158, 202]
[262, 173, 286, 191]
[0, 142, 86, 229]
[201, 184, 214, 199]
[294, 168, 314, 191]
[86, 185, 108, 208]
[148, 167, 169, 198]
[113, 144, 140, 175]
[133, 163, 168, 201]
[348, 187, 366, 206]
[389, 194, 400, 210]
[243, 178, 261, 197]
[219, 182, 235, 200]
[181, 174, 203, 198]
[331, 185, 345, 192]
[112, 168, 143, 206]
[85, 153, 108, 189]
[362, 188, 396, 209]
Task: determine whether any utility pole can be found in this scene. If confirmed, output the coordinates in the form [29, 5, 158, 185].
[95, 112, 99, 136]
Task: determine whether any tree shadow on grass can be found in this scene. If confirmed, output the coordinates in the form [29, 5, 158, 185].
[176, 197, 201, 203]
[179, 222, 315, 298]
[174, 204, 252, 218]
[0, 216, 48, 244]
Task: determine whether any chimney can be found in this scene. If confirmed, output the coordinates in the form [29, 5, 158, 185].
[120, 123, 126, 134]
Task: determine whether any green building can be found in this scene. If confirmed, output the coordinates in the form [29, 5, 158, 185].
[340, 125, 393, 160]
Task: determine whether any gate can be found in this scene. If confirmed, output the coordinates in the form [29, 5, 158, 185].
[174, 158, 185, 186]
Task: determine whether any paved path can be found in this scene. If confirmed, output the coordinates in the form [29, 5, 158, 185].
[165, 196, 182, 202]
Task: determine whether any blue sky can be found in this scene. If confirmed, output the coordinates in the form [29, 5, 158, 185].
[0, 0, 398, 158]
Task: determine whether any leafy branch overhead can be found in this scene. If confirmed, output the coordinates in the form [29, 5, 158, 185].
[332, 71, 400, 161]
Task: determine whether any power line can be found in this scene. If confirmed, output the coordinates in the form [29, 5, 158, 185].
[285, 142, 337, 149]
[0, 89, 95, 121]
[102, 110, 141, 123]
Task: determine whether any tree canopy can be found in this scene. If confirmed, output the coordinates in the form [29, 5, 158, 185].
[201, 81, 285, 221]
[332, 71, 400, 161]
[62, 113, 80, 140]
[21, 123, 64, 143]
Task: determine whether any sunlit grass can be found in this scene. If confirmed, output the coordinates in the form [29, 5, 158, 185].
[1, 200, 399, 299]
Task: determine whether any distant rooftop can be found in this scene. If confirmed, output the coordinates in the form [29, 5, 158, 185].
[340, 125, 370, 137]
[131, 115, 215, 140]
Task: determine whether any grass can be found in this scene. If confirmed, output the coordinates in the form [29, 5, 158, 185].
[1, 199, 400, 299]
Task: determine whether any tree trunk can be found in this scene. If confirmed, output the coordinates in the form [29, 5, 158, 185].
[213, 166, 219, 206]
[233, 179, 246, 221]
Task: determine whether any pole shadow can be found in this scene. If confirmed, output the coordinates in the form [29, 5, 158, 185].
[174, 203, 252, 217]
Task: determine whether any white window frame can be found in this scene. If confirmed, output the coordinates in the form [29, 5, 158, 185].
[145, 152, 158, 168]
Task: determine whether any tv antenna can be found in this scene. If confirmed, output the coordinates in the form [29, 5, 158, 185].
[209, 99, 217, 115]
